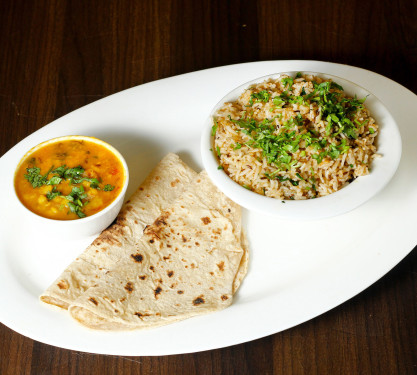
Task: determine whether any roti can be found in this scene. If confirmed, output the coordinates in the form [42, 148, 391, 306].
[69, 171, 246, 330]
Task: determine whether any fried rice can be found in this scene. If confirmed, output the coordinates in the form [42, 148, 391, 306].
[213, 73, 379, 200]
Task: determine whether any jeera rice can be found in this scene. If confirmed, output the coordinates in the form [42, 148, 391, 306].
[212, 73, 379, 200]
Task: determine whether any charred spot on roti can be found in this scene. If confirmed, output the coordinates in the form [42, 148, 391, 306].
[114, 309, 119, 313]
[154, 216, 168, 227]
[120, 297, 126, 302]
[150, 266, 155, 271]
[167, 271, 174, 277]
[124, 282, 134, 293]
[139, 275, 146, 280]
[134, 312, 150, 320]
[139, 187, 144, 191]
[193, 296, 205, 306]
[131, 253, 143, 263]
[89, 297, 98, 306]
[210, 272, 214, 276]
[177, 290, 184, 294]
[100, 227, 123, 246]
[217, 261, 225, 271]
[170, 178, 180, 187]
[145, 212, 170, 240]
[163, 254, 171, 261]
[154, 286, 162, 298]
[57, 280, 69, 290]
[221, 295, 229, 301]
[190, 263, 195, 269]
[195, 242, 200, 246]
[228, 208, 231, 213]
[201, 217, 211, 225]
[149, 239, 155, 244]
[182, 235, 187, 242]
[212, 228, 222, 235]
[155, 176, 160, 181]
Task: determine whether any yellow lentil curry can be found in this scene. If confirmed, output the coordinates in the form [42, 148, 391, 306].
[14, 138, 125, 220]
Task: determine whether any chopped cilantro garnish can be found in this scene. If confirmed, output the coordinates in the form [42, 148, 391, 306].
[66, 186, 87, 218]
[103, 184, 115, 191]
[24, 166, 53, 188]
[248, 90, 271, 106]
[272, 96, 286, 108]
[281, 77, 294, 89]
[23, 162, 117, 218]
[212, 118, 218, 136]
[233, 143, 242, 150]
[46, 187, 61, 201]
[47, 176, 62, 185]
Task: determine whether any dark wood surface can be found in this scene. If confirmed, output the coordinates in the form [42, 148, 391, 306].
[1, 1, 416, 374]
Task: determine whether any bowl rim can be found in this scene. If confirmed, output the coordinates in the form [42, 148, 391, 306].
[201, 71, 403, 220]
[13, 134, 129, 224]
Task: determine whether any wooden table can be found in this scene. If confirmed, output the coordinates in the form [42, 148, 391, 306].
[1, 1, 416, 374]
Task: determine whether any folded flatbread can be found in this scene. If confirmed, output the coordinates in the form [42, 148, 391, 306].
[40, 153, 198, 309]
[69, 171, 246, 330]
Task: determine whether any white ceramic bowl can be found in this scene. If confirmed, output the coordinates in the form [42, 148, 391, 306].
[201, 72, 402, 220]
[13, 135, 129, 237]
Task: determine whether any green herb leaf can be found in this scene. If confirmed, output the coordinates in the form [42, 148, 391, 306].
[233, 143, 242, 150]
[211, 118, 218, 136]
[281, 77, 294, 89]
[103, 184, 115, 191]
[248, 90, 271, 106]
[47, 176, 62, 185]
[46, 187, 61, 201]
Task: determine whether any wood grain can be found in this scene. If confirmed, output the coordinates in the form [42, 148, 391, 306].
[1, 0, 416, 374]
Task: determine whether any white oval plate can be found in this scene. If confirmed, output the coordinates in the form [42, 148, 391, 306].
[1, 61, 416, 356]
[201, 72, 402, 220]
